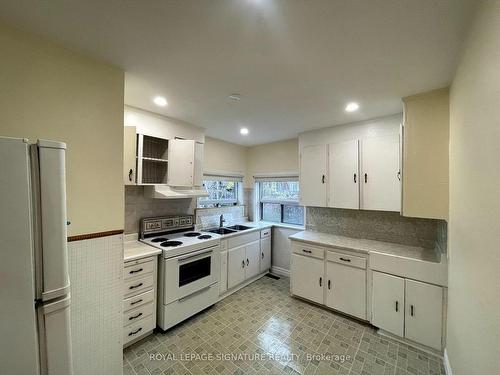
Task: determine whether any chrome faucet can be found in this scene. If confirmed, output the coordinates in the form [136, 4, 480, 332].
[219, 214, 225, 228]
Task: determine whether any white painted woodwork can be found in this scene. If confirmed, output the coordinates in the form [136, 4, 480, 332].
[405, 279, 443, 350]
[227, 245, 246, 290]
[245, 241, 261, 280]
[193, 142, 204, 187]
[290, 253, 324, 304]
[291, 241, 325, 260]
[260, 237, 271, 273]
[123, 126, 137, 185]
[219, 250, 228, 295]
[372, 271, 405, 337]
[326, 249, 366, 269]
[328, 140, 360, 209]
[325, 260, 366, 319]
[168, 139, 196, 187]
[360, 135, 400, 211]
[360, 135, 401, 211]
[300, 144, 328, 207]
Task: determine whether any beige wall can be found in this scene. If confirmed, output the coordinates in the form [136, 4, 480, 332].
[203, 136, 247, 179]
[0, 22, 124, 236]
[447, 1, 500, 373]
[246, 138, 299, 187]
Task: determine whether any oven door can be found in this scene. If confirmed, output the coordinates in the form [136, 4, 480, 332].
[163, 245, 220, 304]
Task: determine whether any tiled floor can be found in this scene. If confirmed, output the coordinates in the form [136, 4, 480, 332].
[123, 276, 445, 375]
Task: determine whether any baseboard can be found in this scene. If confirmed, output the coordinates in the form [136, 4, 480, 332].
[271, 266, 290, 277]
[444, 349, 453, 375]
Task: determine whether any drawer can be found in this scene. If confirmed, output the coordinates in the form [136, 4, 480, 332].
[123, 315, 155, 346]
[227, 231, 260, 248]
[123, 274, 155, 298]
[123, 289, 155, 312]
[124, 258, 155, 280]
[220, 239, 228, 251]
[292, 242, 324, 260]
[260, 228, 271, 238]
[327, 250, 366, 269]
[123, 302, 154, 327]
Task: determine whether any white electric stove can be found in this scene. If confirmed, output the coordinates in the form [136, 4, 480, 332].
[139, 215, 221, 331]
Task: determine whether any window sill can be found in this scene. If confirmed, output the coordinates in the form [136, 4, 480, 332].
[257, 220, 305, 231]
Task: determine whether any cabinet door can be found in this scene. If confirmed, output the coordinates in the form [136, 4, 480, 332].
[260, 237, 271, 273]
[219, 250, 228, 295]
[245, 241, 261, 280]
[326, 261, 366, 320]
[193, 142, 204, 187]
[405, 279, 443, 350]
[328, 140, 359, 209]
[168, 139, 194, 187]
[361, 135, 400, 211]
[123, 126, 137, 185]
[227, 246, 246, 289]
[300, 144, 327, 207]
[290, 254, 324, 304]
[372, 271, 404, 337]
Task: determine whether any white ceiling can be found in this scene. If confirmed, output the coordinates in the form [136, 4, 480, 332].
[0, 0, 476, 145]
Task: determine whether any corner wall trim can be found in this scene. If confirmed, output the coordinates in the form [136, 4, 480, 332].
[444, 349, 453, 375]
[68, 229, 124, 242]
[271, 266, 290, 277]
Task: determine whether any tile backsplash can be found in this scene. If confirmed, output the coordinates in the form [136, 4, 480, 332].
[125, 186, 196, 234]
[195, 205, 246, 229]
[306, 207, 445, 249]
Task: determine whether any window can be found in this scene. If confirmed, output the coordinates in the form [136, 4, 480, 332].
[197, 176, 241, 207]
[257, 180, 304, 225]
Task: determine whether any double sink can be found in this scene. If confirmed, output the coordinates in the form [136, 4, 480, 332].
[206, 224, 254, 235]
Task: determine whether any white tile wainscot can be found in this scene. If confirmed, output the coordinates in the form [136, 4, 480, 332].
[68, 234, 123, 375]
[289, 230, 448, 354]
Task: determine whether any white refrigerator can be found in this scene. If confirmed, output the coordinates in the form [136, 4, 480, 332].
[0, 137, 73, 375]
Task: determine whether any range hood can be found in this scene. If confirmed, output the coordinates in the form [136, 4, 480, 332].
[144, 185, 209, 199]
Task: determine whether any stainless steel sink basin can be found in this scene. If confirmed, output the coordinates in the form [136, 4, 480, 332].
[226, 225, 254, 231]
[206, 227, 237, 235]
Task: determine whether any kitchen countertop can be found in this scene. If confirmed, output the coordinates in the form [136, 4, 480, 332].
[123, 234, 162, 262]
[289, 230, 441, 263]
[211, 221, 273, 239]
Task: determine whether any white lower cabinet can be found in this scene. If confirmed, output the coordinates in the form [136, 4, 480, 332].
[260, 236, 271, 273]
[219, 250, 228, 295]
[227, 245, 246, 290]
[245, 241, 261, 280]
[372, 271, 405, 337]
[325, 252, 367, 320]
[405, 279, 443, 350]
[290, 253, 324, 304]
[372, 271, 443, 350]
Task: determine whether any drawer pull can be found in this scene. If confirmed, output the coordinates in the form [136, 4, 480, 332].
[129, 268, 143, 274]
[302, 249, 312, 254]
[128, 327, 142, 336]
[319, 277, 322, 287]
[395, 301, 399, 312]
[130, 299, 143, 306]
[339, 257, 351, 262]
[328, 280, 331, 290]
[129, 312, 143, 321]
[129, 282, 143, 290]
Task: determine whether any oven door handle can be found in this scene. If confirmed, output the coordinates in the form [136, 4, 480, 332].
[177, 249, 213, 263]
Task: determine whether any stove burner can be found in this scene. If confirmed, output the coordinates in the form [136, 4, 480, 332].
[160, 240, 183, 247]
[198, 235, 212, 240]
[183, 232, 201, 237]
[151, 237, 168, 242]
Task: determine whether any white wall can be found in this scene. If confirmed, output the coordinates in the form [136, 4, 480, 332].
[447, 1, 500, 373]
[271, 227, 302, 274]
[203, 136, 247, 178]
[299, 114, 401, 148]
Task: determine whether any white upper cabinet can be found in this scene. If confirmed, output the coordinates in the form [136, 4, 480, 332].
[300, 144, 328, 207]
[123, 126, 137, 185]
[328, 140, 360, 209]
[360, 135, 401, 212]
[168, 139, 204, 187]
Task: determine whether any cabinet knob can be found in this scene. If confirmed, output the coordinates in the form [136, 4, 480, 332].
[321, 175, 325, 184]
[319, 277, 323, 287]
[261, 252, 264, 259]
[128, 168, 134, 181]
[353, 173, 357, 183]
[410, 305, 414, 316]
[364, 173, 368, 183]
[241, 260, 245, 268]
[246, 258, 249, 266]
[328, 280, 331, 290]
[395, 301, 399, 312]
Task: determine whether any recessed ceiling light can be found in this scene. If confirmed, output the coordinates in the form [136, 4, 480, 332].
[229, 94, 241, 101]
[240, 128, 249, 135]
[345, 102, 359, 112]
[153, 96, 168, 107]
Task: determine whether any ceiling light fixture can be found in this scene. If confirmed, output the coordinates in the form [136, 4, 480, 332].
[240, 128, 249, 135]
[153, 96, 168, 107]
[345, 102, 359, 112]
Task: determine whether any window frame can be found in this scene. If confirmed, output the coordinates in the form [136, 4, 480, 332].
[256, 179, 304, 226]
[198, 179, 240, 207]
